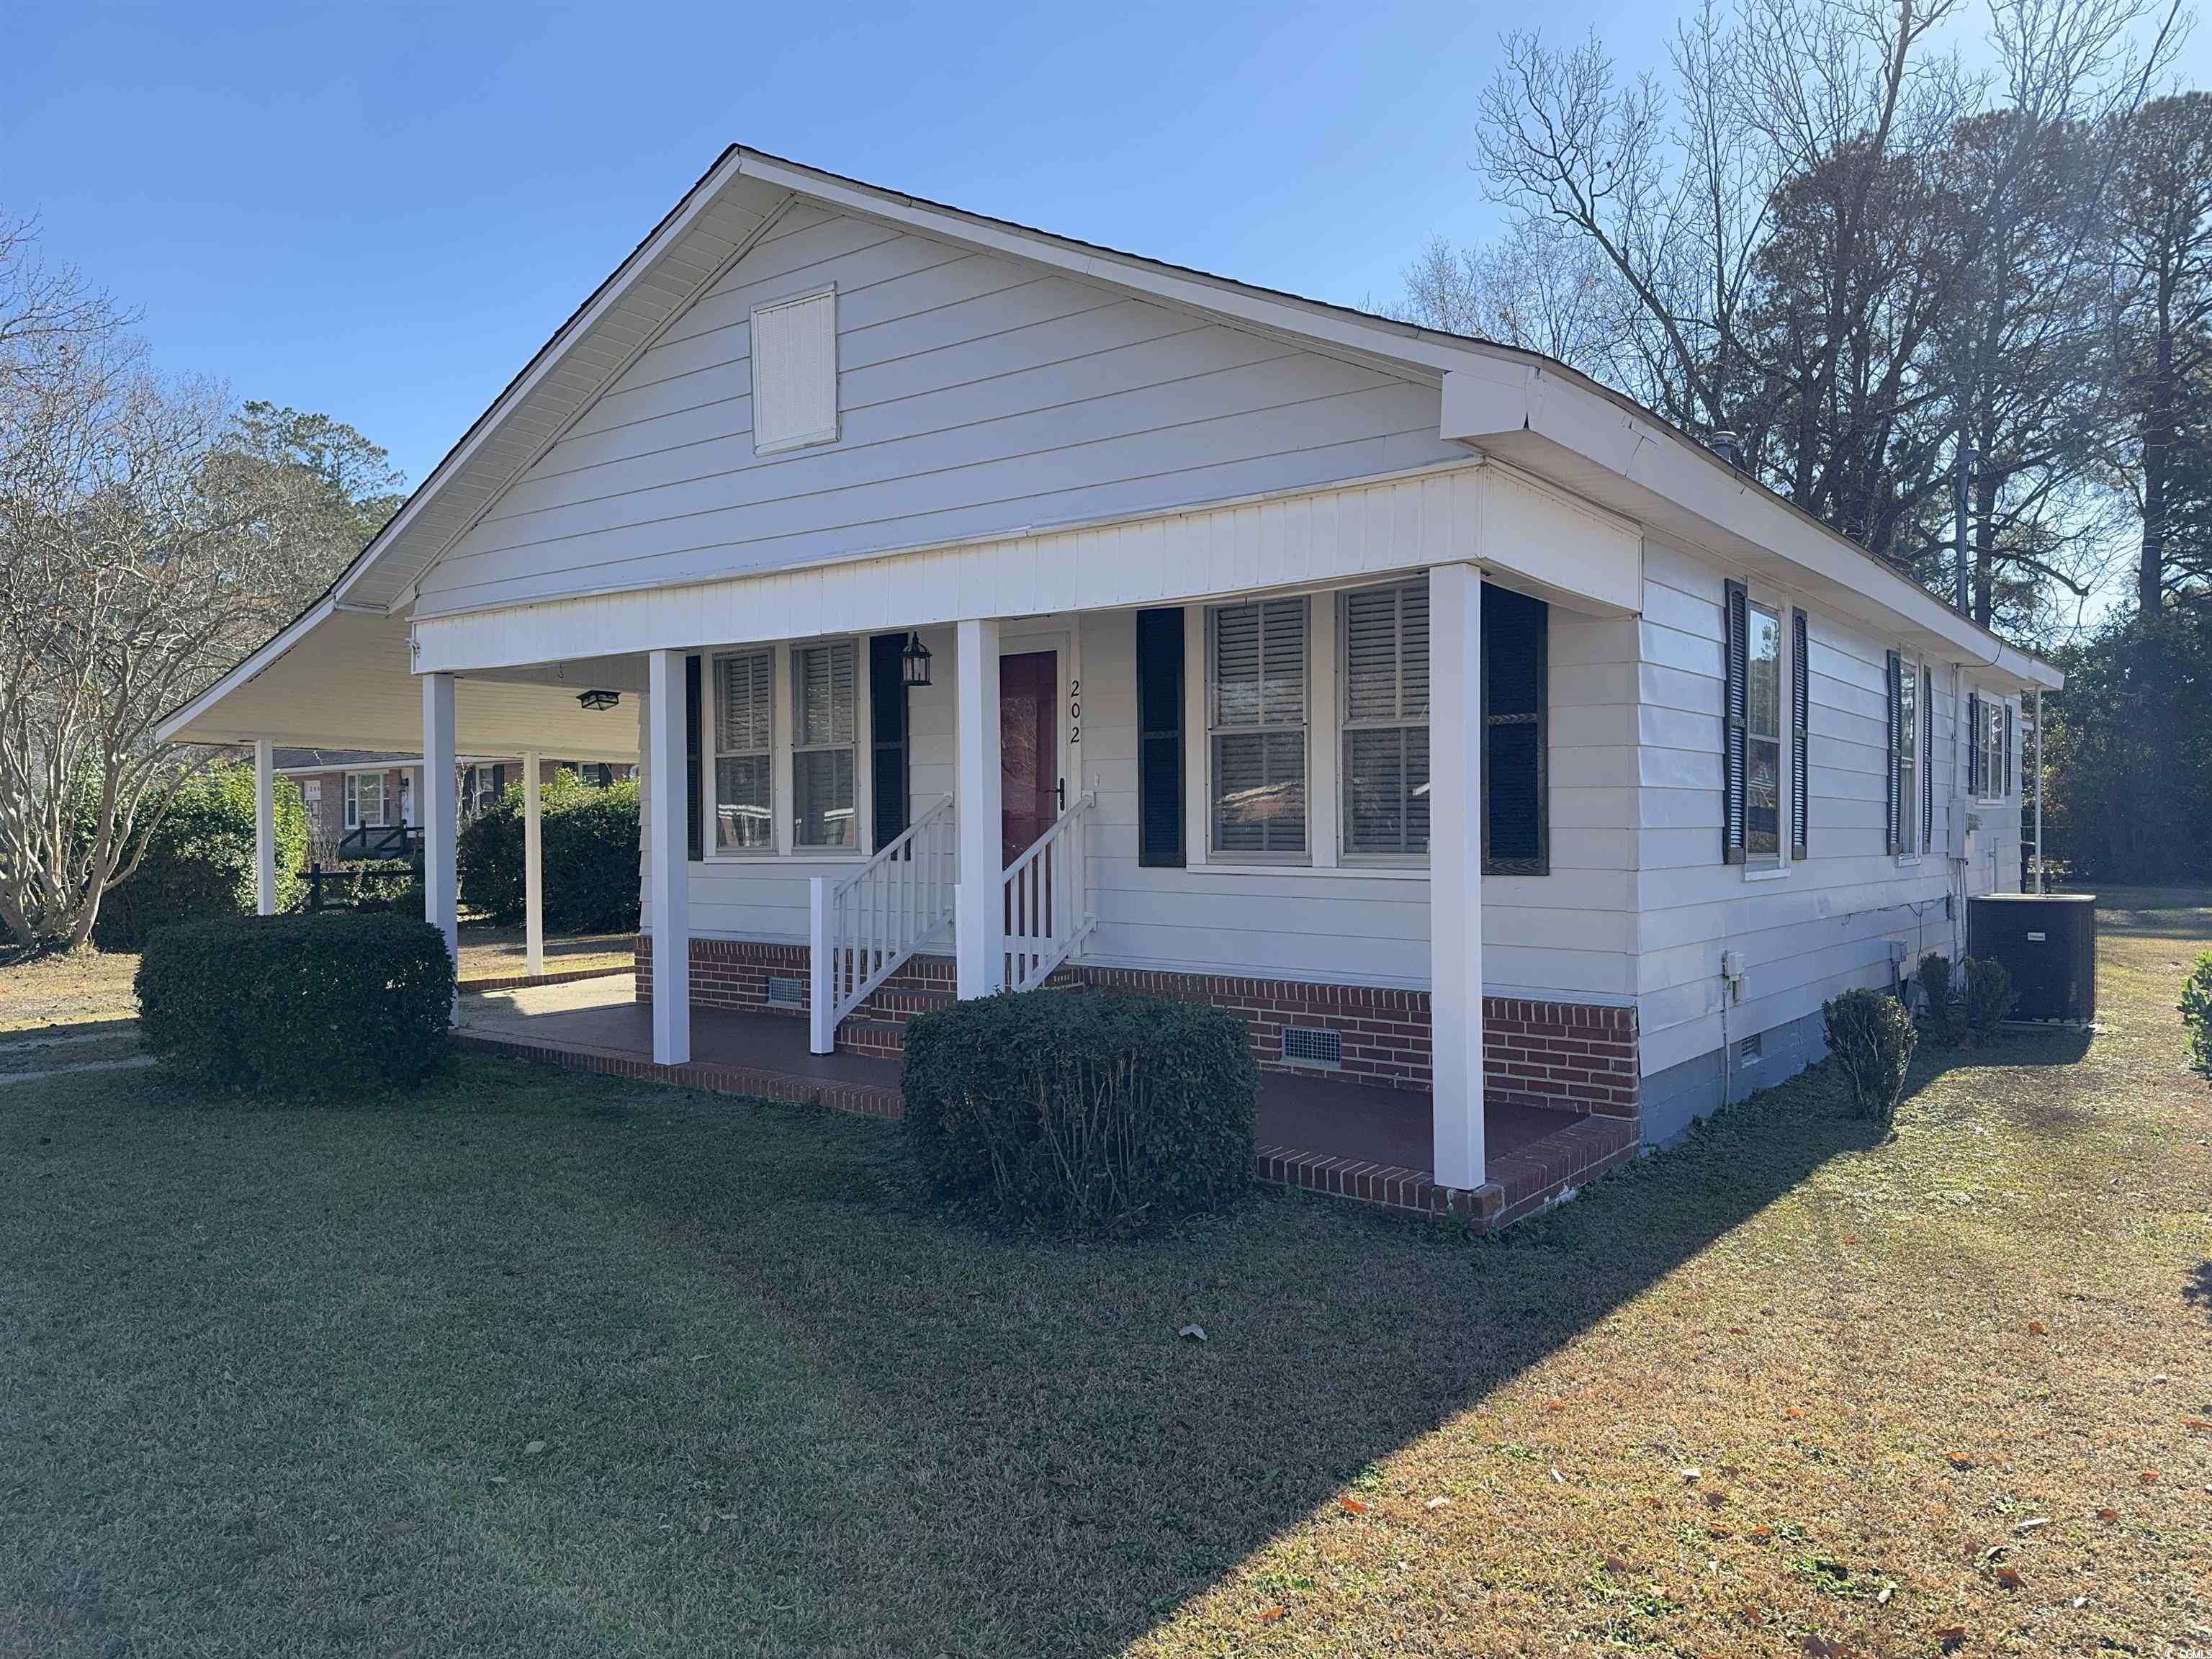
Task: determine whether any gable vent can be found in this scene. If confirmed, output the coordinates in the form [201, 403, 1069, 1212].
[751, 289, 839, 454]
[1280, 1026, 1342, 1069]
[765, 974, 806, 1010]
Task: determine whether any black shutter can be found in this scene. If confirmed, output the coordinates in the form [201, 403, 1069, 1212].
[490, 763, 505, 799]
[1884, 651, 1902, 855]
[2003, 701, 2015, 796]
[1136, 608, 1185, 867]
[1722, 580, 1749, 865]
[684, 654, 703, 863]
[1790, 608, 1809, 859]
[1967, 691, 1981, 799]
[1482, 584, 1549, 874]
[868, 632, 912, 849]
[1921, 666, 1934, 849]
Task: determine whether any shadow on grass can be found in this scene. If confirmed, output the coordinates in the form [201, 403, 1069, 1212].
[0, 1050, 1912, 1658]
[0, 1015, 140, 1046]
[2185, 1262, 2212, 1318]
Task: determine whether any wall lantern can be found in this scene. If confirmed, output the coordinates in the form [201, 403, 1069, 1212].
[900, 631, 933, 688]
[577, 688, 621, 712]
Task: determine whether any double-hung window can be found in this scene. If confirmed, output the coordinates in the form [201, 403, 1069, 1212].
[1209, 598, 1308, 858]
[345, 771, 386, 830]
[1341, 580, 1429, 859]
[791, 640, 858, 849]
[1745, 600, 1784, 864]
[713, 649, 774, 853]
[1977, 695, 2012, 801]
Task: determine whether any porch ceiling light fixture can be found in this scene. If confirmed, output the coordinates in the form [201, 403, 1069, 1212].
[900, 631, 933, 688]
[577, 688, 621, 711]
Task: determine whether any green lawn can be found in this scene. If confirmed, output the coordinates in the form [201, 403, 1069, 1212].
[3, 895, 2208, 1657]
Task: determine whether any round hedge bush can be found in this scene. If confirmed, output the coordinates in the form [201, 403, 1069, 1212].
[901, 989, 1259, 1233]
[94, 761, 310, 949]
[457, 770, 639, 933]
[135, 912, 454, 1096]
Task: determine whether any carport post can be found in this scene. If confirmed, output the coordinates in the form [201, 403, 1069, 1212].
[252, 738, 277, 917]
[522, 748, 544, 976]
[422, 673, 459, 1015]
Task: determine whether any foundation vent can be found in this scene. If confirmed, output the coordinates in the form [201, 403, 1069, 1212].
[1281, 1026, 1342, 1070]
[766, 975, 806, 1010]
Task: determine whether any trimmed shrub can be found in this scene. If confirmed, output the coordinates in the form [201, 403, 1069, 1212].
[1822, 987, 1917, 1128]
[1914, 950, 1964, 1044]
[136, 913, 453, 1095]
[1961, 956, 2017, 1043]
[306, 859, 421, 914]
[902, 989, 1259, 1233]
[457, 771, 639, 933]
[2180, 952, 2212, 1079]
[93, 762, 310, 949]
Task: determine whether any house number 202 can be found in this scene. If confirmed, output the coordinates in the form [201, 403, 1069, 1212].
[1069, 679, 1080, 745]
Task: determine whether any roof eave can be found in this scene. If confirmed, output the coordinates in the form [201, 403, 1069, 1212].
[1439, 363, 2064, 691]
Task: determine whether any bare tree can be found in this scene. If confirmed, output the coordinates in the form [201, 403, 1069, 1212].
[0, 226, 400, 950]
[1395, 217, 1640, 377]
[1442, 0, 2187, 640]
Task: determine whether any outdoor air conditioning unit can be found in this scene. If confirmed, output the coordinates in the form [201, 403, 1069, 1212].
[1967, 894, 2097, 1024]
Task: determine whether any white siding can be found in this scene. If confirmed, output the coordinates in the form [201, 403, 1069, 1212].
[643, 600, 1643, 1004]
[417, 205, 1464, 619]
[1633, 538, 2027, 1077]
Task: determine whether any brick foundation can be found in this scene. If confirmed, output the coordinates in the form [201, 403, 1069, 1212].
[634, 935, 1640, 1120]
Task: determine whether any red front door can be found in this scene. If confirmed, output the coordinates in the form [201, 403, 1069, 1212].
[999, 650, 1058, 866]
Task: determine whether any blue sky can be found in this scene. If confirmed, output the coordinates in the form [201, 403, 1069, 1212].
[6, 1, 2203, 488]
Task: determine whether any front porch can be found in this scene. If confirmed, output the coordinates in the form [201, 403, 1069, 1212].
[455, 974, 1638, 1228]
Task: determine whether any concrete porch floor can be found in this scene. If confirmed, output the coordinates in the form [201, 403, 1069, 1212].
[456, 976, 1638, 1227]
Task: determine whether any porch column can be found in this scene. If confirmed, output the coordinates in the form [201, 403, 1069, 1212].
[421, 673, 460, 1012]
[521, 748, 544, 975]
[645, 650, 691, 1064]
[953, 617, 1003, 999]
[252, 737, 277, 916]
[1429, 562, 1485, 1192]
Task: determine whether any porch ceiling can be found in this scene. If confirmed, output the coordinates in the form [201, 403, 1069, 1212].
[158, 608, 639, 760]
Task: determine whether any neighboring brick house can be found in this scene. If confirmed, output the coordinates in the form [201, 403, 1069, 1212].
[274, 749, 632, 868]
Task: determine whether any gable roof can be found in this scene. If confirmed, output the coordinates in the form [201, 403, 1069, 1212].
[176, 145, 2056, 748]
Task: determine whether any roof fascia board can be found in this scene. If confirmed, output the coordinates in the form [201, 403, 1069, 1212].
[1439, 364, 2062, 690]
[332, 147, 760, 611]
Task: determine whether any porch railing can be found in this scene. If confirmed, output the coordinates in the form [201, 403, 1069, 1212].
[1002, 792, 1096, 994]
[808, 795, 957, 1053]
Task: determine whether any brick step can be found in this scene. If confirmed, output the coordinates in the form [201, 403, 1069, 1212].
[851, 985, 955, 1022]
[876, 954, 956, 992]
[834, 1017, 909, 1060]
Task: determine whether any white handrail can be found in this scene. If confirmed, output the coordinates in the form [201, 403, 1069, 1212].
[1002, 792, 1096, 994]
[809, 795, 956, 1053]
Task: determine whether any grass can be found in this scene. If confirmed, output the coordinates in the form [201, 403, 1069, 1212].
[2, 894, 2209, 1656]
[0, 924, 632, 1035]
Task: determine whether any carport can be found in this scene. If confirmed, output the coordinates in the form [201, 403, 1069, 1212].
[157, 601, 642, 979]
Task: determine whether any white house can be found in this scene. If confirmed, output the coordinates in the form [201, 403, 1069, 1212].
[161, 148, 2059, 1223]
